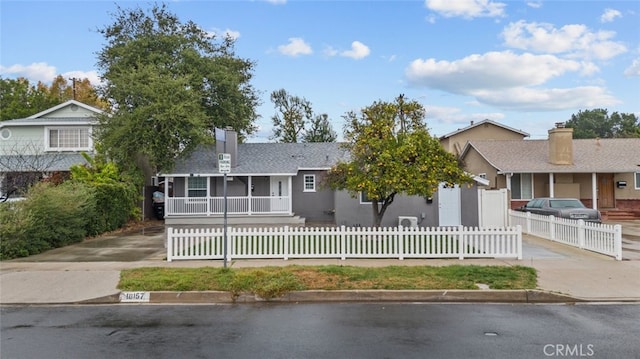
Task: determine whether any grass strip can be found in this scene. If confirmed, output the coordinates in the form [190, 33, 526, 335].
[119, 265, 536, 299]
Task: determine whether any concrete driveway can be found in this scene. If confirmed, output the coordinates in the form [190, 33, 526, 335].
[7, 225, 166, 262]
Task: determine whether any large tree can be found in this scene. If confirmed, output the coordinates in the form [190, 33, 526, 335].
[95, 3, 260, 182]
[0, 76, 105, 121]
[565, 109, 640, 139]
[303, 113, 337, 143]
[326, 95, 472, 227]
[270, 89, 313, 143]
[0, 77, 55, 121]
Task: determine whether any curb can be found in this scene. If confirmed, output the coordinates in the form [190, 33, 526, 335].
[67, 289, 595, 305]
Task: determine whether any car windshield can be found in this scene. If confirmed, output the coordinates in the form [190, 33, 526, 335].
[549, 199, 585, 208]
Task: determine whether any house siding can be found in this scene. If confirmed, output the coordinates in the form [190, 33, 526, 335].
[441, 123, 527, 156]
[292, 170, 334, 223]
[1, 126, 45, 155]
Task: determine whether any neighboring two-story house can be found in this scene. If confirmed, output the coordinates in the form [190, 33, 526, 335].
[0, 100, 102, 199]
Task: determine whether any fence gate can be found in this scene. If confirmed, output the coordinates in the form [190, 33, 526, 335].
[478, 189, 508, 227]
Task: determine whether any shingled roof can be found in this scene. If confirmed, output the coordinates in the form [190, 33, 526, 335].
[462, 138, 640, 173]
[164, 142, 350, 176]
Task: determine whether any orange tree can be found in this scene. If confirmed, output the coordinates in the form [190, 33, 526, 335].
[325, 95, 472, 227]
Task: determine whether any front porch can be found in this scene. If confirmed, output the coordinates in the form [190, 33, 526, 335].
[162, 174, 306, 225]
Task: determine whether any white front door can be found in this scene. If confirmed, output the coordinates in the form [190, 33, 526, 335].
[270, 176, 289, 212]
[438, 183, 461, 227]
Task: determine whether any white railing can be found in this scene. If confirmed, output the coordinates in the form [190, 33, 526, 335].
[166, 196, 290, 216]
[509, 210, 622, 260]
[167, 225, 522, 262]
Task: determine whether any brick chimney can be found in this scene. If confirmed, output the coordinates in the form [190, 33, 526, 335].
[548, 123, 573, 165]
[215, 127, 238, 167]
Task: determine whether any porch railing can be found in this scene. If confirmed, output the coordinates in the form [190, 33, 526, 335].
[509, 210, 622, 260]
[165, 196, 290, 216]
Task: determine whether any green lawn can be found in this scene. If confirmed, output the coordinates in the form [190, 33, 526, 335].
[119, 265, 537, 299]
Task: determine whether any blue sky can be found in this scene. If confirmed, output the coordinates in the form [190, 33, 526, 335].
[1, 0, 638, 141]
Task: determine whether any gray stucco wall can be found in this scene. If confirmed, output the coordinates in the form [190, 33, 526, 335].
[292, 170, 335, 223]
[334, 190, 439, 227]
[334, 183, 480, 228]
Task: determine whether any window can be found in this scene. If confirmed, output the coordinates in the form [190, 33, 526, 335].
[636, 172, 640, 189]
[187, 177, 207, 197]
[0, 128, 11, 140]
[46, 127, 90, 151]
[360, 192, 372, 204]
[303, 175, 316, 192]
[511, 173, 532, 200]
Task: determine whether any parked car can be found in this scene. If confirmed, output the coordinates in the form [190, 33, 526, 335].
[515, 197, 602, 223]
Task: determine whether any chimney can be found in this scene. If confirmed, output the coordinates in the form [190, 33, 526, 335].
[548, 123, 573, 165]
[215, 127, 238, 167]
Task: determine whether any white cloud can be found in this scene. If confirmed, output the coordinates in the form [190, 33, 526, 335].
[624, 58, 640, 77]
[0, 62, 57, 83]
[209, 28, 241, 41]
[526, 1, 542, 9]
[501, 20, 627, 60]
[0, 63, 101, 86]
[600, 8, 622, 23]
[323, 46, 338, 57]
[425, 0, 506, 19]
[340, 41, 370, 60]
[277, 37, 312, 57]
[475, 86, 620, 111]
[425, 104, 505, 126]
[405, 51, 619, 111]
[406, 51, 582, 93]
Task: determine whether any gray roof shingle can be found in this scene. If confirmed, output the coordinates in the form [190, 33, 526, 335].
[465, 138, 640, 173]
[166, 142, 350, 176]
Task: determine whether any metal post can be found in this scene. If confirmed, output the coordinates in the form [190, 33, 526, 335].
[223, 141, 228, 268]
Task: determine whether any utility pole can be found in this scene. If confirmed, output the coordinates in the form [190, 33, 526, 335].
[68, 77, 78, 100]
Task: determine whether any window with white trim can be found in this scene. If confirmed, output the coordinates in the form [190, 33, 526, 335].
[303, 175, 316, 192]
[635, 172, 640, 189]
[46, 127, 90, 151]
[510, 173, 533, 200]
[187, 177, 207, 197]
[360, 192, 372, 204]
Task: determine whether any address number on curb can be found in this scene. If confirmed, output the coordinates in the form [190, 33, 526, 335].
[119, 292, 150, 302]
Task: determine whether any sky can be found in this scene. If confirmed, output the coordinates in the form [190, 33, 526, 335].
[1, 0, 639, 142]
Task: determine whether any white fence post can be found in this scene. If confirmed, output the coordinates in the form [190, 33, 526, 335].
[614, 224, 622, 261]
[516, 225, 523, 260]
[397, 226, 404, 260]
[458, 227, 465, 260]
[167, 227, 173, 262]
[340, 225, 346, 260]
[548, 216, 556, 241]
[284, 226, 290, 260]
[577, 220, 585, 249]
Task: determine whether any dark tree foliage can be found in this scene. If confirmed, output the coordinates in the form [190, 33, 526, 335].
[95, 3, 260, 180]
[565, 109, 640, 139]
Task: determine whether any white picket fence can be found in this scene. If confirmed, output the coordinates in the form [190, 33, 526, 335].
[509, 210, 622, 260]
[167, 225, 522, 262]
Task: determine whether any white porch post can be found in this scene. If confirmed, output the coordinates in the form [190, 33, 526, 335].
[592, 172, 598, 209]
[288, 176, 293, 215]
[206, 176, 211, 216]
[248, 176, 253, 215]
[549, 173, 554, 198]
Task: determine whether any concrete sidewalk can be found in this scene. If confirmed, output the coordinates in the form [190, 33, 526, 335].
[1, 227, 639, 305]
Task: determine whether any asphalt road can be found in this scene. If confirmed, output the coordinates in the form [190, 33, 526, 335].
[2, 303, 639, 359]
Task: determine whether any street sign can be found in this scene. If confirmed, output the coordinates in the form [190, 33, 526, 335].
[219, 160, 231, 173]
[218, 153, 231, 173]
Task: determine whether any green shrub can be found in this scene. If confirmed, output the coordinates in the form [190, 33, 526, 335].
[0, 201, 49, 259]
[21, 181, 94, 248]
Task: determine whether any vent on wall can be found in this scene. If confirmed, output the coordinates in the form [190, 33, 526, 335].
[398, 216, 418, 228]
